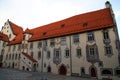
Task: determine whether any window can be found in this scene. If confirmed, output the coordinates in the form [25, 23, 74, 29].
[38, 41, 42, 48]
[18, 54, 20, 59]
[86, 45, 99, 62]
[13, 45, 16, 51]
[47, 51, 50, 59]
[101, 69, 113, 76]
[83, 23, 88, 27]
[54, 49, 61, 58]
[65, 49, 69, 57]
[30, 42, 33, 49]
[98, 61, 103, 67]
[73, 35, 79, 43]
[50, 39, 55, 47]
[18, 44, 21, 50]
[38, 51, 41, 59]
[104, 45, 113, 56]
[9, 34, 11, 38]
[31, 52, 33, 57]
[90, 47, 95, 56]
[81, 67, 85, 75]
[9, 54, 11, 60]
[76, 48, 81, 57]
[88, 32, 94, 41]
[115, 69, 120, 76]
[12, 54, 14, 60]
[61, 37, 66, 45]
[2, 42, 6, 47]
[103, 30, 109, 40]
[15, 54, 17, 60]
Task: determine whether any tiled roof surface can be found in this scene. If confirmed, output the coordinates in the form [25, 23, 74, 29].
[22, 52, 37, 62]
[9, 21, 23, 35]
[0, 32, 9, 42]
[24, 28, 33, 34]
[9, 33, 23, 45]
[8, 21, 23, 45]
[28, 8, 114, 41]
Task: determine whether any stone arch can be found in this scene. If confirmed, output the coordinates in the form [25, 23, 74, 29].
[59, 64, 67, 75]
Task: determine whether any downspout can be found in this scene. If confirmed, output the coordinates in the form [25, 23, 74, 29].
[41, 40, 44, 72]
[69, 36, 72, 75]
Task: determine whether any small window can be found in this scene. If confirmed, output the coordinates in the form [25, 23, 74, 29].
[88, 32, 94, 41]
[61, 37, 66, 45]
[103, 30, 109, 40]
[50, 39, 55, 47]
[104, 45, 113, 56]
[38, 51, 41, 59]
[15, 54, 17, 60]
[65, 49, 69, 58]
[76, 48, 81, 57]
[83, 23, 88, 27]
[38, 41, 42, 48]
[12, 54, 14, 60]
[43, 32, 46, 35]
[73, 35, 79, 43]
[31, 52, 33, 57]
[98, 61, 103, 67]
[47, 51, 50, 59]
[61, 24, 65, 28]
[81, 67, 85, 75]
[30, 42, 33, 49]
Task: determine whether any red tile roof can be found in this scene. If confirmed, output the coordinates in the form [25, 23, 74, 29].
[9, 33, 23, 45]
[24, 28, 33, 34]
[0, 32, 9, 42]
[28, 8, 114, 41]
[22, 52, 37, 62]
[8, 21, 23, 45]
[9, 21, 23, 35]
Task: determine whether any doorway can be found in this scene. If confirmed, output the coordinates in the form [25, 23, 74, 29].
[59, 64, 67, 75]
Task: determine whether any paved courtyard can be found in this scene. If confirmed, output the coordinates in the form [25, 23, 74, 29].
[0, 68, 95, 80]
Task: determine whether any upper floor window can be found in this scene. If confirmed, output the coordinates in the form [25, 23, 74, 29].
[30, 42, 33, 49]
[31, 52, 33, 57]
[88, 32, 94, 41]
[50, 39, 55, 47]
[104, 45, 113, 56]
[65, 49, 69, 58]
[2, 42, 6, 47]
[9, 54, 11, 60]
[12, 54, 14, 60]
[54, 48, 61, 58]
[38, 51, 41, 59]
[13, 45, 16, 51]
[47, 51, 50, 59]
[61, 37, 66, 45]
[73, 35, 79, 43]
[18, 44, 21, 50]
[9, 34, 11, 38]
[38, 41, 42, 48]
[103, 30, 109, 40]
[76, 48, 82, 57]
[6, 54, 8, 60]
[15, 54, 17, 60]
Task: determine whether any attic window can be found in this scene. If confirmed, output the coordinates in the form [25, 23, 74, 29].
[83, 23, 88, 27]
[43, 32, 46, 35]
[61, 24, 65, 28]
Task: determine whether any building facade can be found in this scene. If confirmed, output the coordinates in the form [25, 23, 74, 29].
[0, 1, 120, 80]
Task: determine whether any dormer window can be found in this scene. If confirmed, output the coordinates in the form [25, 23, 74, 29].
[43, 32, 46, 35]
[61, 24, 65, 28]
[83, 23, 88, 27]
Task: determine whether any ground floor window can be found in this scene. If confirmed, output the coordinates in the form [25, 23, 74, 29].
[115, 68, 120, 76]
[101, 68, 113, 76]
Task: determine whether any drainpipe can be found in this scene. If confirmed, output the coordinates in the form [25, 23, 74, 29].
[69, 36, 72, 75]
[41, 40, 44, 72]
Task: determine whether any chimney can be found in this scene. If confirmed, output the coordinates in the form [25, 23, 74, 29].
[105, 1, 111, 8]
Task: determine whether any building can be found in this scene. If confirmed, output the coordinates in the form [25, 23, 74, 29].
[0, 1, 120, 80]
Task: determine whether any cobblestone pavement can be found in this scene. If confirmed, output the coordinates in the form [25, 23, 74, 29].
[0, 68, 95, 80]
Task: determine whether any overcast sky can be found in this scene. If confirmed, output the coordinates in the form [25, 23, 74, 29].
[0, 0, 120, 37]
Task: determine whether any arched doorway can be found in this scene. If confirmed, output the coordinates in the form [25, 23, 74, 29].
[47, 66, 51, 72]
[59, 64, 67, 75]
[90, 67, 97, 77]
